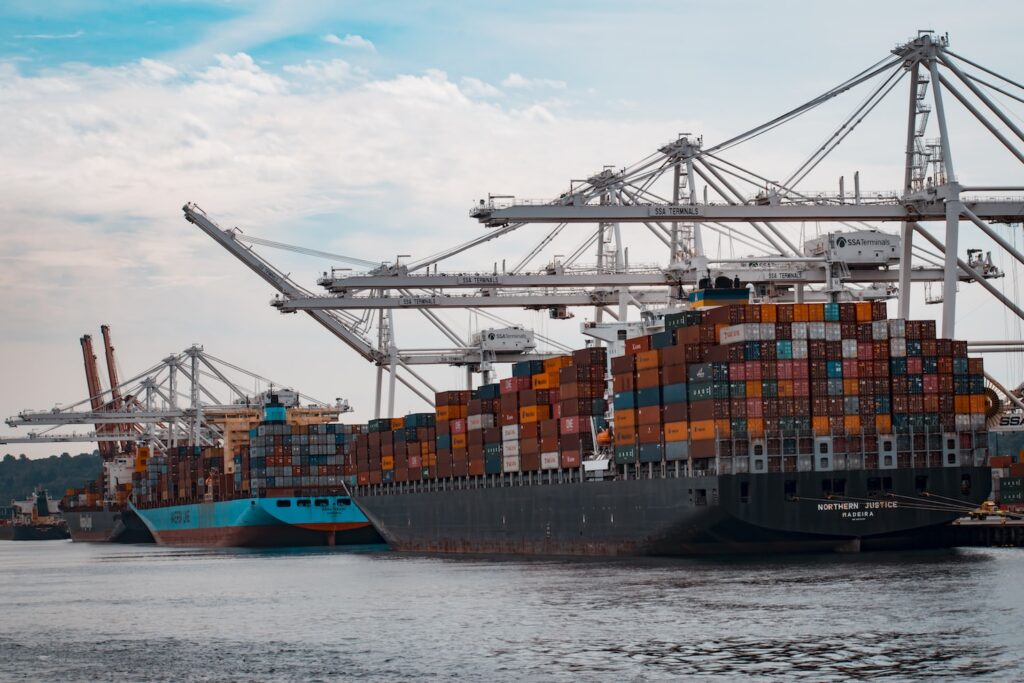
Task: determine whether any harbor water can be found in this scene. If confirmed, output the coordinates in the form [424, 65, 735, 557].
[1, 542, 1022, 681]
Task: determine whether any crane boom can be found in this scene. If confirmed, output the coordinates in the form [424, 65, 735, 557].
[100, 324, 134, 453]
[182, 203, 386, 364]
[80, 334, 114, 458]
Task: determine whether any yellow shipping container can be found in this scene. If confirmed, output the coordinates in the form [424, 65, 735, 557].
[390, 418, 404, 430]
[664, 421, 688, 442]
[532, 373, 551, 390]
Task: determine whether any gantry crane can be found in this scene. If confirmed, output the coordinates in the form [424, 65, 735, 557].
[184, 31, 1024, 413]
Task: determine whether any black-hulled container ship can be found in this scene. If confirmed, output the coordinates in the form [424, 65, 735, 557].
[5, 489, 70, 541]
[346, 301, 991, 556]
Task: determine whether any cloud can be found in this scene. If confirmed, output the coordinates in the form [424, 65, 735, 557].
[16, 30, 84, 40]
[502, 72, 566, 89]
[283, 59, 368, 84]
[0, 52, 703, 456]
[460, 77, 503, 99]
[323, 33, 376, 51]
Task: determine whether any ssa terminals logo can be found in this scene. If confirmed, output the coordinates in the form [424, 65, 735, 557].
[836, 236, 847, 248]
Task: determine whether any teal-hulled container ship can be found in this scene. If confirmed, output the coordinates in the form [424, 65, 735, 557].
[129, 397, 383, 548]
[131, 495, 378, 547]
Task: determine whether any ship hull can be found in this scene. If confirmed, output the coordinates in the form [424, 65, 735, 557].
[11, 524, 70, 541]
[64, 509, 155, 543]
[131, 496, 383, 548]
[353, 466, 990, 556]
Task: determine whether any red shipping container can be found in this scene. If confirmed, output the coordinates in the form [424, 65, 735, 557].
[625, 336, 651, 355]
[561, 451, 582, 468]
[745, 361, 762, 380]
[560, 416, 590, 434]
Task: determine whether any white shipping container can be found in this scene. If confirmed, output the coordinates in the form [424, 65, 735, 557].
[760, 323, 776, 341]
[808, 322, 826, 340]
[792, 339, 809, 359]
[502, 455, 521, 473]
[955, 414, 972, 430]
[889, 319, 906, 337]
[501, 424, 520, 441]
[872, 320, 889, 341]
[842, 339, 858, 358]
[890, 338, 907, 358]
[541, 452, 560, 469]
[467, 414, 495, 431]
[502, 440, 521, 456]
[718, 324, 748, 345]
[825, 323, 842, 342]
[791, 322, 808, 340]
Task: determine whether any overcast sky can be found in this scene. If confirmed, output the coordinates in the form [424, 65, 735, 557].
[3, 1, 1024, 457]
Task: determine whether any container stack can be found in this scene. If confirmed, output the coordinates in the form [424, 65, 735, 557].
[609, 302, 988, 468]
[465, 384, 499, 477]
[246, 422, 357, 495]
[433, 390, 472, 476]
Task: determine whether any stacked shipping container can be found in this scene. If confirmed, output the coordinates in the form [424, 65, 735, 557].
[610, 302, 988, 471]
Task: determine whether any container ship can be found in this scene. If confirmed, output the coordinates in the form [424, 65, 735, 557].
[3, 489, 70, 541]
[62, 454, 154, 543]
[341, 301, 991, 556]
[129, 398, 382, 547]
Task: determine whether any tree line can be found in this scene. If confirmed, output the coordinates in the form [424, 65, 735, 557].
[0, 452, 103, 505]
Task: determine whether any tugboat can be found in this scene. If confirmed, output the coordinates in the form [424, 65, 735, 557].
[9, 489, 70, 541]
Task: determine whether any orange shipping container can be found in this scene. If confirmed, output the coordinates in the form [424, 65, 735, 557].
[390, 418, 404, 430]
[381, 455, 395, 470]
[715, 419, 731, 439]
[664, 421, 689, 442]
[954, 396, 970, 414]
[844, 416, 861, 433]
[807, 303, 825, 321]
[532, 373, 551, 390]
[760, 304, 777, 323]
[855, 302, 873, 322]
[746, 380, 762, 398]
[792, 303, 809, 322]
[544, 356, 572, 373]
[812, 416, 830, 435]
[635, 349, 661, 371]
[519, 405, 551, 423]
[843, 379, 859, 395]
[690, 419, 716, 440]
[969, 395, 986, 414]
[747, 418, 765, 437]
[875, 415, 892, 433]
[451, 433, 467, 449]
[614, 409, 637, 429]
[614, 430, 637, 446]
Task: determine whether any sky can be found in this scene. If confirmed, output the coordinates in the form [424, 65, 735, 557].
[3, 0, 1024, 457]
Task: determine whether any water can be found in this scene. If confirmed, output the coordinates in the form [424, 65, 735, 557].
[1, 542, 1021, 681]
